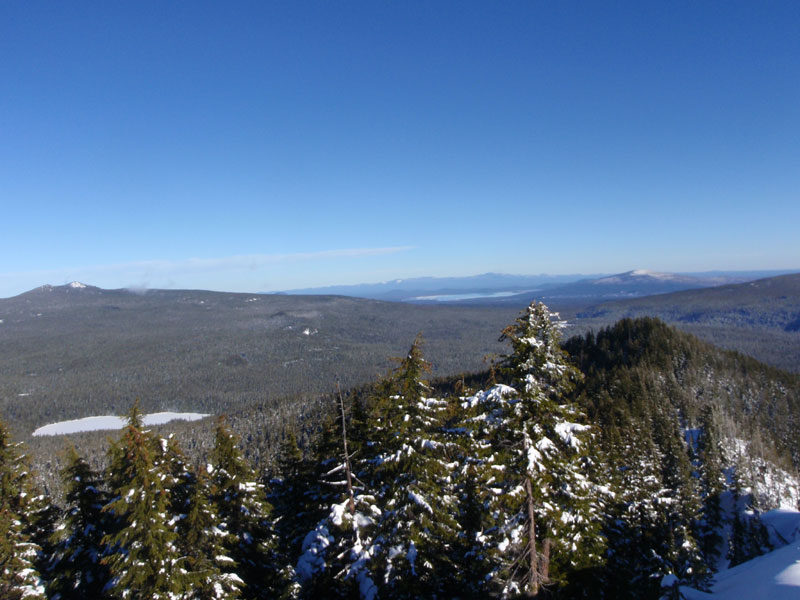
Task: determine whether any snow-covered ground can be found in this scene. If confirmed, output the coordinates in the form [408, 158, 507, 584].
[677, 509, 800, 599]
[32, 412, 209, 436]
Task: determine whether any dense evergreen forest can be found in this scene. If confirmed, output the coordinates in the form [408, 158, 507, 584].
[2, 304, 798, 598]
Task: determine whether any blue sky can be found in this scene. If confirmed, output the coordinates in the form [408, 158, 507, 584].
[1, 1, 798, 297]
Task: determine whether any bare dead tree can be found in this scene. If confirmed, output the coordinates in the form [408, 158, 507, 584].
[336, 377, 356, 516]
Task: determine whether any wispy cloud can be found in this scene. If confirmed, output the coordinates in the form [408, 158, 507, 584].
[106, 246, 418, 274]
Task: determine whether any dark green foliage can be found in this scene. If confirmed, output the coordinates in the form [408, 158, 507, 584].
[102, 407, 186, 599]
[209, 418, 286, 599]
[574, 272, 800, 373]
[466, 303, 603, 597]
[696, 406, 725, 571]
[0, 418, 46, 599]
[367, 337, 461, 598]
[179, 466, 242, 599]
[47, 446, 111, 599]
[565, 317, 800, 471]
[1, 300, 798, 599]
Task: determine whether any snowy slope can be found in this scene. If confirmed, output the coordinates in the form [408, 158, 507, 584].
[677, 510, 800, 599]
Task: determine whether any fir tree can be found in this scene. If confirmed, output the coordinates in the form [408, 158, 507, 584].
[47, 446, 111, 600]
[209, 418, 285, 599]
[294, 398, 380, 600]
[269, 429, 322, 573]
[102, 405, 187, 599]
[366, 337, 460, 599]
[472, 302, 602, 597]
[179, 465, 243, 599]
[651, 403, 709, 590]
[0, 418, 47, 600]
[603, 425, 675, 599]
[696, 405, 725, 573]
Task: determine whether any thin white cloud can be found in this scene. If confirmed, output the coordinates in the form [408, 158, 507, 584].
[112, 246, 417, 274]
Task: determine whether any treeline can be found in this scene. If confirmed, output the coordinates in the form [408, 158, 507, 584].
[2, 305, 798, 599]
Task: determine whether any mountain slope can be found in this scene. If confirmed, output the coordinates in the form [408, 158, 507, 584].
[679, 514, 800, 599]
[572, 272, 800, 372]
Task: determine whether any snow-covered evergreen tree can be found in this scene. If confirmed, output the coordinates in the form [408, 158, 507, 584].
[696, 405, 726, 572]
[179, 465, 243, 599]
[102, 405, 187, 599]
[651, 402, 710, 590]
[153, 433, 243, 599]
[467, 302, 602, 597]
[365, 337, 460, 599]
[0, 418, 47, 600]
[269, 428, 326, 590]
[603, 425, 677, 598]
[294, 398, 380, 599]
[209, 418, 285, 599]
[47, 446, 110, 600]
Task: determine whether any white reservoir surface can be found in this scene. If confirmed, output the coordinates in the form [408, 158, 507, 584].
[32, 412, 209, 436]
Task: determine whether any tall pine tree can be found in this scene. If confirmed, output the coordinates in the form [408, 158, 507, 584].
[102, 404, 187, 599]
[471, 302, 602, 597]
[47, 447, 111, 600]
[0, 417, 47, 600]
[209, 418, 285, 599]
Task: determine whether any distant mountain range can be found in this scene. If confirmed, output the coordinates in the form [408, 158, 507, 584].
[279, 269, 796, 304]
[277, 272, 597, 301]
[469, 269, 745, 306]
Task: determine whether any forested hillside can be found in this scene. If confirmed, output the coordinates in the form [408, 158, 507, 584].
[2, 304, 798, 598]
[573, 272, 800, 373]
[0, 284, 516, 434]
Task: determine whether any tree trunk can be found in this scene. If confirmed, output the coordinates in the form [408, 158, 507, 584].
[524, 476, 539, 597]
[540, 538, 551, 585]
[337, 379, 356, 516]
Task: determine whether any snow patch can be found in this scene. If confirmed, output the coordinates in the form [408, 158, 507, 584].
[680, 533, 800, 598]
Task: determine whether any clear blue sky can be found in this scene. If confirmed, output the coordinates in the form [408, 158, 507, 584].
[1, 1, 798, 297]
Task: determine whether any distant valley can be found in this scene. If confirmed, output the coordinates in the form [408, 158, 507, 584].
[0, 283, 518, 436]
[2, 270, 799, 442]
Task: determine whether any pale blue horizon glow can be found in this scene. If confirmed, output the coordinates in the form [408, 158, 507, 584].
[2, 2, 799, 298]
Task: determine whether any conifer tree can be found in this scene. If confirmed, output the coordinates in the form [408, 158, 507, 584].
[150, 433, 243, 599]
[294, 395, 381, 600]
[47, 447, 111, 600]
[179, 465, 243, 599]
[102, 404, 187, 599]
[0, 418, 47, 600]
[651, 403, 709, 590]
[270, 430, 321, 570]
[696, 405, 725, 572]
[471, 302, 602, 597]
[366, 337, 460, 599]
[209, 418, 284, 599]
[603, 425, 674, 598]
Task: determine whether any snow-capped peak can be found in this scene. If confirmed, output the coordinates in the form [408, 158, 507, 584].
[68, 281, 87, 289]
[594, 270, 681, 284]
[627, 269, 674, 280]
